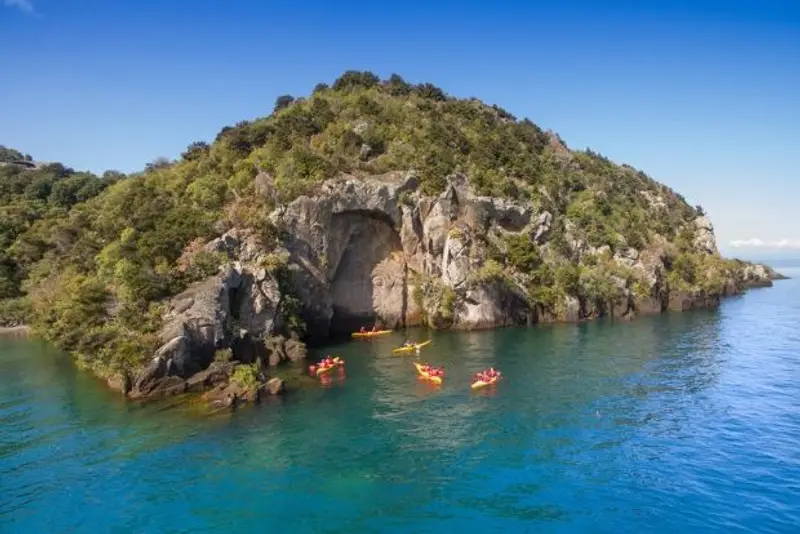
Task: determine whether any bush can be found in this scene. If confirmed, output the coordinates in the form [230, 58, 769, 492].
[214, 348, 233, 363]
[182, 141, 210, 161]
[260, 251, 290, 272]
[470, 259, 507, 285]
[440, 286, 457, 320]
[185, 250, 225, 281]
[231, 363, 259, 389]
[505, 234, 542, 272]
[385, 74, 411, 96]
[0, 297, 31, 327]
[332, 71, 380, 91]
[274, 94, 295, 112]
[414, 83, 447, 101]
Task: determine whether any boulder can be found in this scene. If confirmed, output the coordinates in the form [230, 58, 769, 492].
[262, 378, 285, 396]
[185, 362, 234, 393]
[532, 211, 553, 243]
[283, 338, 308, 361]
[455, 281, 532, 330]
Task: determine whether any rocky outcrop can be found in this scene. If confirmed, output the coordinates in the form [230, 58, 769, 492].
[739, 262, 787, 288]
[692, 216, 718, 255]
[131, 229, 303, 399]
[202, 369, 286, 408]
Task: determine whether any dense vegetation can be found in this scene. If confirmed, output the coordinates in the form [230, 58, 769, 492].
[0, 72, 728, 380]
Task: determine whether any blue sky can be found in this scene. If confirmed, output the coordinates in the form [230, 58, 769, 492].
[1, 0, 798, 257]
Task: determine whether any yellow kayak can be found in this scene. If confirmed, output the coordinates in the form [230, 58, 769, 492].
[315, 357, 344, 376]
[351, 330, 392, 338]
[413, 362, 443, 384]
[471, 376, 500, 389]
[392, 339, 432, 354]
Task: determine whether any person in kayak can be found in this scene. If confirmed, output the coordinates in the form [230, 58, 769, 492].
[371, 325, 378, 332]
[360, 326, 366, 333]
[404, 340, 414, 347]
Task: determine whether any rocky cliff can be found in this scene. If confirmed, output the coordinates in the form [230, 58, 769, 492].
[136, 170, 778, 399]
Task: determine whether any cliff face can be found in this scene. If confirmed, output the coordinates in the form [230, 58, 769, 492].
[274, 172, 775, 333]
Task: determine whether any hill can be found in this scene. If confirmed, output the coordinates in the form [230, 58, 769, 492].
[0, 72, 780, 401]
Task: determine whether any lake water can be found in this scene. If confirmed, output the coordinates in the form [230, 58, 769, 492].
[2, 271, 800, 533]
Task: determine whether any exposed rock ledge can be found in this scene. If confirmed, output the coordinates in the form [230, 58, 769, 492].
[130, 172, 781, 400]
[0, 325, 30, 338]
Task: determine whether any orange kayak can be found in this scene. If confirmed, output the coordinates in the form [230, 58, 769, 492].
[392, 339, 432, 354]
[352, 330, 392, 338]
[471, 375, 500, 389]
[413, 362, 443, 384]
[315, 357, 344, 376]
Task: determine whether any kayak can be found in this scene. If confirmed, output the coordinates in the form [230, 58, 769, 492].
[471, 376, 500, 389]
[392, 340, 432, 354]
[413, 362, 443, 384]
[351, 330, 392, 338]
[315, 357, 345, 376]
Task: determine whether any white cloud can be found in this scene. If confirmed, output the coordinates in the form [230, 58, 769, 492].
[730, 238, 800, 249]
[4, 0, 35, 13]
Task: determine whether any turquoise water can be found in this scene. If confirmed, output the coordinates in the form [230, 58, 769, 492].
[2, 272, 800, 532]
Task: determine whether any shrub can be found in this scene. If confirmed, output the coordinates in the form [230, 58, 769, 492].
[214, 348, 233, 363]
[182, 141, 210, 161]
[274, 94, 295, 113]
[0, 297, 31, 327]
[260, 251, 290, 272]
[505, 234, 542, 272]
[385, 73, 411, 96]
[332, 70, 380, 91]
[231, 363, 260, 389]
[470, 259, 507, 285]
[440, 286, 457, 320]
[185, 250, 225, 281]
[414, 83, 447, 101]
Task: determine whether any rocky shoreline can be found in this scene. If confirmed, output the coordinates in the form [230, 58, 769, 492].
[0, 326, 31, 338]
[120, 172, 783, 405]
[0, 75, 788, 411]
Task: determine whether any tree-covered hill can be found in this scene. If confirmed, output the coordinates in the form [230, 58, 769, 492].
[0, 72, 771, 392]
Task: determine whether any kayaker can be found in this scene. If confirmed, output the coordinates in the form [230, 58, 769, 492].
[371, 325, 377, 332]
[360, 326, 366, 333]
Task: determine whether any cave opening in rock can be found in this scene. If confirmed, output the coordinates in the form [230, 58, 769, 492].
[327, 211, 405, 336]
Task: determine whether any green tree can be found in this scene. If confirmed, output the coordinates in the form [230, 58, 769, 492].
[274, 94, 295, 112]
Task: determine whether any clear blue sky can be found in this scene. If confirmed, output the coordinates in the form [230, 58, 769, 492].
[1, 0, 798, 257]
